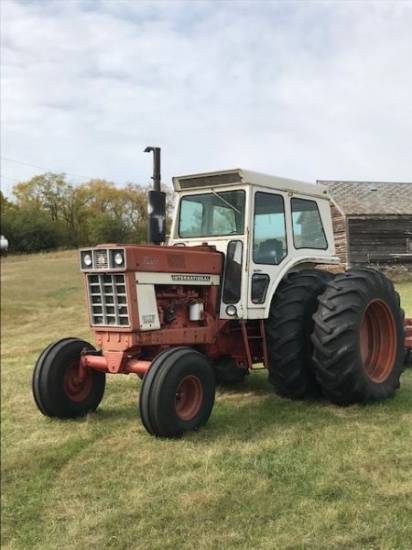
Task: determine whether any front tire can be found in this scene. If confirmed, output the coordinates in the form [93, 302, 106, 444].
[139, 347, 216, 438]
[265, 269, 332, 398]
[311, 268, 405, 404]
[32, 338, 106, 418]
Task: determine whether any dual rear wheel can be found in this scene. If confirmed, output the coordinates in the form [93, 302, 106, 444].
[311, 268, 405, 404]
[266, 268, 405, 405]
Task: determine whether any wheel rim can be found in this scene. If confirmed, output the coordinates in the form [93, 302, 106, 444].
[63, 363, 93, 402]
[175, 375, 203, 420]
[360, 299, 397, 383]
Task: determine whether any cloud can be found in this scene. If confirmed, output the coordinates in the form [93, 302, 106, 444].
[1, 0, 412, 198]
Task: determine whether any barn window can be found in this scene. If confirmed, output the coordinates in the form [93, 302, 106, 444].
[291, 198, 327, 250]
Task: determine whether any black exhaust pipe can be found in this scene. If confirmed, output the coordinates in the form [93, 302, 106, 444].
[144, 146, 166, 245]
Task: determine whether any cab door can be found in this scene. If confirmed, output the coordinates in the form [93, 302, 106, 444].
[247, 189, 290, 317]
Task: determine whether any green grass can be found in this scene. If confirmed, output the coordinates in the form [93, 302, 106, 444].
[1, 252, 412, 550]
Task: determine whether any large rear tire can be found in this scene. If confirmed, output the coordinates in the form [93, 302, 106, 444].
[32, 338, 106, 418]
[139, 347, 216, 438]
[311, 268, 405, 404]
[265, 269, 332, 398]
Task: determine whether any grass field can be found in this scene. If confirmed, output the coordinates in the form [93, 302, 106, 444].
[1, 251, 412, 550]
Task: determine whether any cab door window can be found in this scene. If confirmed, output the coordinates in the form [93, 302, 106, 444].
[253, 193, 287, 265]
[222, 240, 243, 304]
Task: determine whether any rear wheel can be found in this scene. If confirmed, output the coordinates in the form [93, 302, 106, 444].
[265, 269, 332, 398]
[311, 268, 405, 404]
[32, 338, 106, 417]
[139, 347, 216, 438]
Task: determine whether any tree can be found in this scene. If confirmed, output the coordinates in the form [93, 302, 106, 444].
[87, 213, 128, 245]
[1, 208, 64, 253]
[13, 173, 68, 221]
[0, 190, 13, 215]
[4, 173, 175, 253]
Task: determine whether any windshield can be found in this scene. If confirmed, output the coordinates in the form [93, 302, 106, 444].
[178, 190, 246, 238]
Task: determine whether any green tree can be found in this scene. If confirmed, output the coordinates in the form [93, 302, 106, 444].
[13, 173, 68, 221]
[0, 190, 13, 215]
[87, 213, 128, 245]
[4, 173, 175, 253]
[1, 208, 64, 253]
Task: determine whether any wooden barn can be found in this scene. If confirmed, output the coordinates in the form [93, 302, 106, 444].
[317, 180, 412, 266]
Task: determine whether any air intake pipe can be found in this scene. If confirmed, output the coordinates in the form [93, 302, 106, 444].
[144, 146, 166, 245]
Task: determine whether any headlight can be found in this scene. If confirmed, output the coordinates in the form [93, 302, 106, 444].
[80, 251, 93, 269]
[114, 252, 124, 266]
[226, 305, 237, 317]
[84, 253, 92, 266]
[109, 248, 126, 269]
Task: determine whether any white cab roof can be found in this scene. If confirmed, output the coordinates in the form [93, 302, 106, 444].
[173, 168, 329, 199]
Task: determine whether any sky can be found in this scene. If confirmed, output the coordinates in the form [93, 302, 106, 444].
[1, 0, 412, 197]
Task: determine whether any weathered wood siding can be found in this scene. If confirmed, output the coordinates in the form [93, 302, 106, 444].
[347, 216, 412, 265]
[330, 203, 347, 264]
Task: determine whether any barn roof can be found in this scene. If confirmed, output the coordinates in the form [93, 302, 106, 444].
[317, 181, 412, 216]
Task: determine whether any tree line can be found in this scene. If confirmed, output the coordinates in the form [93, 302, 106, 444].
[0, 173, 174, 254]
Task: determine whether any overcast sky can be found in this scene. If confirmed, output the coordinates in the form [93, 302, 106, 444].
[1, 0, 412, 197]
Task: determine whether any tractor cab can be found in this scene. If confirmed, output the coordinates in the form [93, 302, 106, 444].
[169, 169, 339, 320]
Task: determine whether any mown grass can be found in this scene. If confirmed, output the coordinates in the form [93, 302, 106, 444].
[1, 251, 411, 550]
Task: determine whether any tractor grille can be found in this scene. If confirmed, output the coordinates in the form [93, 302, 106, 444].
[87, 273, 130, 327]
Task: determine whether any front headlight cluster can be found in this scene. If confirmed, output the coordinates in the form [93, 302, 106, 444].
[83, 252, 93, 267]
[80, 248, 126, 271]
[80, 250, 94, 270]
[113, 251, 124, 266]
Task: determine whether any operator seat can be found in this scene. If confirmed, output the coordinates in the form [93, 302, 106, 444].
[257, 238, 283, 264]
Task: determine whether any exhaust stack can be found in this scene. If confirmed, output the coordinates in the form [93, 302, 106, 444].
[144, 146, 166, 245]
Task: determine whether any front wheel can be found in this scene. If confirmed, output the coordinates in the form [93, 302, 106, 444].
[139, 347, 216, 438]
[32, 338, 106, 418]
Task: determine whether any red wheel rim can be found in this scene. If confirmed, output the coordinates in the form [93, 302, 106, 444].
[63, 363, 93, 402]
[360, 299, 397, 383]
[175, 375, 203, 421]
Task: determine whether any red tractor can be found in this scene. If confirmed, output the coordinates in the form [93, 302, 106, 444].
[33, 148, 411, 437]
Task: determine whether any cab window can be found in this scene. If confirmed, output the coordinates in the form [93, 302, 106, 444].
[178, 191, 245, 238]
[253, 192, 287, 265]
[291, 198, 327, 249]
